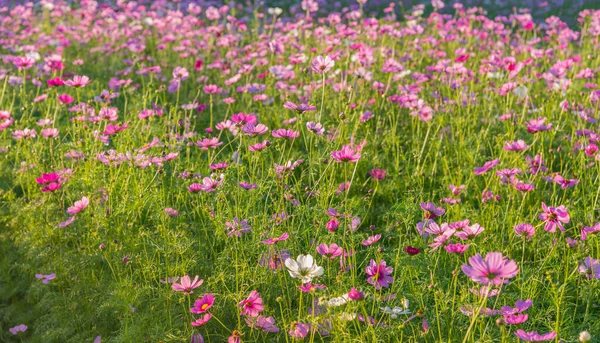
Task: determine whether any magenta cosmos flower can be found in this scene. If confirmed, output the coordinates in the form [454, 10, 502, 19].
[514, 330, 556, 341]
[238, 290, 265, 317]
[365, 259, 394, 289]
[331, 145, 361, 162]
[190, 294, 214, 314]
[538, 202, 569, 232]
[461, 252, 518, 285]
[420, 202, 445, 219]
[171, 275, 203, 294]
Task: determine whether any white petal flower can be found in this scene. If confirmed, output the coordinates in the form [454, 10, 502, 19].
[284, 254, 323, 283]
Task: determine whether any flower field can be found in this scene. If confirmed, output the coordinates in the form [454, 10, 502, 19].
[1, 0, 600, 342]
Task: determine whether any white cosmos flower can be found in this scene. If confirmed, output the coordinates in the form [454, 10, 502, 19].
[327, 294, 349, 307]
[380, 306, 411, 319]
[284, 254, 324, 283]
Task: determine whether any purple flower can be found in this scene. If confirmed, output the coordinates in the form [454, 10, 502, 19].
[474, 158, 500, 175]
[35, 273, 56, 284]
[514, 330, 556, 341]
[579, 257, 600, 279]
[9, 324, 27, 335]
[365, 259, 393, 289]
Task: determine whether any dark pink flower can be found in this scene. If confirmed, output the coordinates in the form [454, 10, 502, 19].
[190, 294, 214, 314]
[538, 202, 569, 232]
[365, 259, 393, 289]
[238, 290, 264, 317]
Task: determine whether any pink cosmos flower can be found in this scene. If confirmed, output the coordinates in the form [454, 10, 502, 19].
[58, 94, 74, 104]
[420, 202, 445, 219]
[361, 234, 381, 246]
[246, 316, 280, 332]
[171, 275, 203, 294]
[581, 223, 600, 240]
[331, 145, 361, 162]
[474, 158, 500, 175]
[514, 223, 535, 238]
[504, 140, 529, 151]
[538, 202, 569, 232]
[298, 283, 326, 293]
[262, 232, 289, 245]
[365, 259, 393, 289]
[12, 56, 35, 70]
[326, 219, 339, 232]
[526, 117, 552, 133]
[36, 172, 60, 184]
[190, 294, 214, 314]
[196, 137, 223, 150]
[35, 273, 56, 284]
[448, 184, 465, 195]
[444, 243, 469, 254]
[504, 314, 529, 325]
[311, 55, 335, 74]
[454, 224, 484, 240]
[347, 287, 365, 301]
[190, 313, 212, 327]
[316, 243, 343, 259]
[284, 102, 316, 113]
[238, 290, 264, 317]
[578, 257, 600, 279]
[164, 208, 179, 216]
[461, 252, 519, 285]
[289, 322, 310, 339]
[103, 123, 128, 135]
[369, 168, 387, 180]
[553, 175, 579, 189]
[501, 299, 532, 315]
[64, 75, 91, 88]
[271, 129, 300, 139]
[67, 196, 89, 215]
[514, 330, 556, 341]
[240, 123, 267, 136]
[306, 122, 325, 135]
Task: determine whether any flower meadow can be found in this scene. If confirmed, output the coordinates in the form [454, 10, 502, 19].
[1, 0, 600, 342]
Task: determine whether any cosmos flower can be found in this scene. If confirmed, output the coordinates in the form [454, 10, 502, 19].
[365, 259, 393, 289]
[171, 275, 203, 295]
[284, 254, 324, 283]
[35, 273, 56, 284]
[238, 290, 264, 317]
[461, 252, 518, 285]
[538, 202, 569, 232]
[190, 294, 214, 314]
[311, 55, 335, 74]
[514, 330, 556, 341]
[67, 196, 89, 215]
